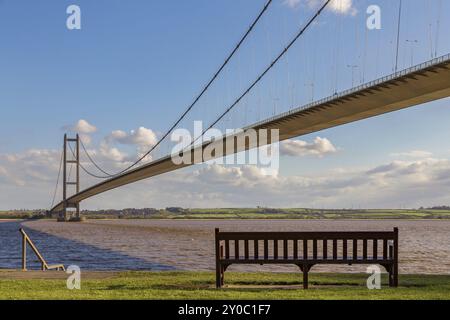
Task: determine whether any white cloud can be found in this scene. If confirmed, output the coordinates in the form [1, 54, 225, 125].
[0, 149, 61, 188]
[65, 119, 97, 134]
[1, 118, 450, 210]
[280, 137, 338, 157]
[284, 0, 357, 15]
[79, 134, 92, 145]
[2, 146, 450, 209]
[390, 150, 433, 159]
[79, 155, 450, 210]
[56, 124, 159, 169]
[329, 0, 356, 15]
[283, 0, 302, 9]
[62, 120, 97, 146]
[0, 165, 25, 187]
[107, 127, 157, 148]
[99, 141, 128, 163]
[0, 122, 162, 209]
[104, 126, 157, 162]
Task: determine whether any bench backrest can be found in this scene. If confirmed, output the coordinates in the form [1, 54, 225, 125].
[215, 228, 398, 263]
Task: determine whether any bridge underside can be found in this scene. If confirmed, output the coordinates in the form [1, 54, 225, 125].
[51, 55, 450, 213]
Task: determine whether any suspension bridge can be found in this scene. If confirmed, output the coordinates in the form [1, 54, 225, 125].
[47, 0, 450, 221]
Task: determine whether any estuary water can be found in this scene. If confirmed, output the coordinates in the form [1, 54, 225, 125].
[1, 219, 449, 274]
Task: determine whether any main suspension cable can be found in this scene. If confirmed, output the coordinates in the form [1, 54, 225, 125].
[67, 142, 109, 179]
[187, 0, 332, 150]
[49, 147, 64, 210]
[78, 0, 274, 179]
[79, 138, 113, 176]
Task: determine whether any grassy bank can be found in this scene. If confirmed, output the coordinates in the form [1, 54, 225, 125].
[0, 271, 449, 300]
[168, 208, 450, 220]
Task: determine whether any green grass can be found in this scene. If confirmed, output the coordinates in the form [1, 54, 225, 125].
[1, 271, 449, 300]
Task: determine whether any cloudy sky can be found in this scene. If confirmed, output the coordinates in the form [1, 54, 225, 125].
[1, 0, 450, 210]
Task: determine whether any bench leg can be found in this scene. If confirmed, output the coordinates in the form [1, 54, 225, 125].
[383, 264, 393, 287]
[303, 267, 309, 290]
[393, 262, 399, 288]
[388, 268, 394, 287]
[216, 263, 221, 289]
[221, 265, 225, 287]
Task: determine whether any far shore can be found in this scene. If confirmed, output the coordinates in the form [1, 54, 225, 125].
[2, 208, 450, 221]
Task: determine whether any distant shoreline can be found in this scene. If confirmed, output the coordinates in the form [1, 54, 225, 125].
[2, 217, 450, 222]
[2, 208, 450, 220]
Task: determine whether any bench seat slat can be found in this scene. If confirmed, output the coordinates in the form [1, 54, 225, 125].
[283, 240, 288, 259]
[245, 240, 249, 259]
[293, 240, 298, 260]
[373, 239, 378, 260]
[343, 239, 348, 260]
[333, 239, 337, 260]
[303, 240, 308, 260]
[313, 239, 318, 260]
[273, 240, 278, 260]
[363, 239, 368, 259]
[264, 240, 269, 260]
[217, 232, 395, 241]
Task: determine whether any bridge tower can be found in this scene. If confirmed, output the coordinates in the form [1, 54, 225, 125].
[59, 134, 81, 222]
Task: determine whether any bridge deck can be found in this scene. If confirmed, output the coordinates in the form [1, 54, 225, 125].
[51, 54, 450, 212]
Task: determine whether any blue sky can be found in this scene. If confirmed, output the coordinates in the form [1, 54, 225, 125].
[1, 0, 450, 210]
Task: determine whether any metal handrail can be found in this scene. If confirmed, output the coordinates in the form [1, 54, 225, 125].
[20, 228, 65, 271]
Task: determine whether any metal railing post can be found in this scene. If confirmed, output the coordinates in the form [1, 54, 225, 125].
[22, 232, 27, 271]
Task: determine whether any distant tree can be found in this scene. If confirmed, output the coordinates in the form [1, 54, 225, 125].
[166, 207, 185, 213]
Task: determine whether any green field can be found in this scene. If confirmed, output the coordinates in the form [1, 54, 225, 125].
[142, 208, 450, 220]
[1, 271, 449, 300]
[171, 208, 450, 220]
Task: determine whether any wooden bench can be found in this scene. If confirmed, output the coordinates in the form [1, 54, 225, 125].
[215, 228, 398, 289]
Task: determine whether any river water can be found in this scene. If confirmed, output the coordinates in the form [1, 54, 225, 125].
[1, 219, 449, 274]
